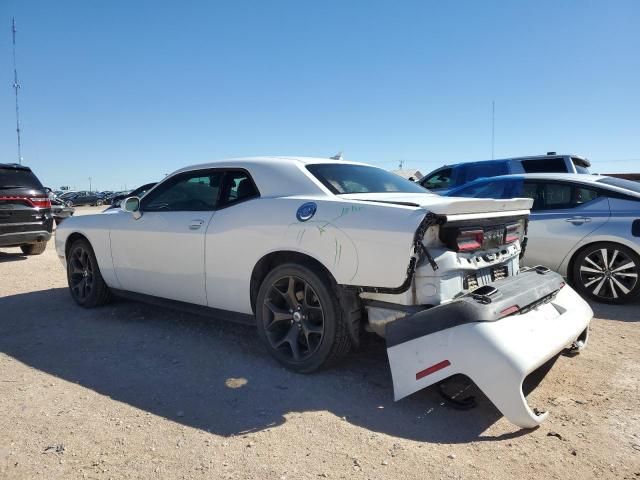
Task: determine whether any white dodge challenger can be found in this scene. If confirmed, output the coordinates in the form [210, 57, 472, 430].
[55, 157, 593, 428]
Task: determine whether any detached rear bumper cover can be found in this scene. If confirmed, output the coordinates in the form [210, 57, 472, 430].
[386, 270, 593, 428]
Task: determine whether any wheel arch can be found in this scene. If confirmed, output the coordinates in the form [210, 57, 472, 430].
[65, 231, 91, 258]
[250, 250, 336, 313]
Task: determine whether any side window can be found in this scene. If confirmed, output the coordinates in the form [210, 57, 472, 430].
[142, 170, 223, 212]
[219, 171, 259, 206]
[451, 180, 506, 198]
[458, 162, 509, 184]
[574, 187, 599, 205]
[541, 183, 573, 209]
[522, 182, 543, 210]
[521, 158, 567, 173]
[422, 168, 452, 190]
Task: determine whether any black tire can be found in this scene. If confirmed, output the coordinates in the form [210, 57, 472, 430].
[256, 263, 352, 373]
[96, 199, 104, 206]
[65, 200, 74, 207]
[66, 239, 111, 308]
[20, 242, 47, 255]
[571, 242, 640, 304]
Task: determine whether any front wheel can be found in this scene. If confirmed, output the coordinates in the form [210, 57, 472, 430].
[256, 263, 352, 372]
[65, 200, 74, 207]
[67, 239, 111, 307]
[571, 242, 640, 304]
[96, 199, 104, 206]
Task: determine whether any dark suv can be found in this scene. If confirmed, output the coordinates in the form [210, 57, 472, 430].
[0, 163, 53, 255]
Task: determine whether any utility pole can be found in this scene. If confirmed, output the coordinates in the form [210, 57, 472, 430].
[12, 18, 23, 165]
[491, 100, 495, 160]
[89, 177, 92, 192]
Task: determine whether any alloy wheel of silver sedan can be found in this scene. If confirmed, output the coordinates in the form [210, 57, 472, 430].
[573, 243, 640, 304]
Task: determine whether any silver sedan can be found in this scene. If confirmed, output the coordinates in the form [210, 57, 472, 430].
[446, 173, 640, 304]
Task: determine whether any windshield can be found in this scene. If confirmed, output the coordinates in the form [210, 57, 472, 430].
[307, 164, 427, 195]
[597, 177, 640, 194]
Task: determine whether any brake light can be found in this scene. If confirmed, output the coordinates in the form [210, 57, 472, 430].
[0, 195, 51, 208]
[505, 220, 525, 244]
[457, 229, 484, 252]
[29, 196, 52, 208]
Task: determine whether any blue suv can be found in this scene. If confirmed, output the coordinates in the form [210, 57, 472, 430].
[419, 153, 591, 194]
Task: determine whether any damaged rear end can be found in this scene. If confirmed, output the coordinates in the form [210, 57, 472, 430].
[348, 195, 593, 429]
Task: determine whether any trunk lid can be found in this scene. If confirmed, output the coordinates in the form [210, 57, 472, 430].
[339, 192, 533, 216]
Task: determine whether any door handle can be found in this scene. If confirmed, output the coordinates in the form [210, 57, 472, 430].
[565, 216, 591, 224]
[188, 219, 205, 230]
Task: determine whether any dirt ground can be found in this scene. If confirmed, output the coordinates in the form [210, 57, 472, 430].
[1, 206, 639, 479]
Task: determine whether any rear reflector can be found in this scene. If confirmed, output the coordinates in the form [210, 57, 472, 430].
[499, 305, 520, 318]
[416, 360, 451, 380]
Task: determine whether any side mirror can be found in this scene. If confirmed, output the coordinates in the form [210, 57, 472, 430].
[121, 196, 142, 219]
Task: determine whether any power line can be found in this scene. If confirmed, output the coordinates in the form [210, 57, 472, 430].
[12, 18, 23, 165]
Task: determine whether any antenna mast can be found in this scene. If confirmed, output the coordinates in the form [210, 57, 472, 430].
[12, 18, 23, 165]
[491, 100, 495, 160]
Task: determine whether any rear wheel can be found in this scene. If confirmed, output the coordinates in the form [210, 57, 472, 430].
[65, 200, 74, 207]
[66, 239, 111, 307]
[571, 242, 640, 304]
[256, 263, 352, 372]
[96, 199, 104, 206]
[20, 242, 47, 255]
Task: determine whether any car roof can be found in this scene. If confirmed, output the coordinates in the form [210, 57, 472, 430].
[457, 173, 640, 198]
[0, 163, 32, 171]
[178, 156, 369, 171]
[170, 156, 375, 198]
[437, 153, 590, 169]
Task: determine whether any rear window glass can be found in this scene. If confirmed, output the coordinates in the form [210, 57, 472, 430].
[521, 158, 567, 173]
[457, 162, 509, 184]
[0, 167, 44, 190]
[597, 177, 640, 194]
[307, 164, 426, 194]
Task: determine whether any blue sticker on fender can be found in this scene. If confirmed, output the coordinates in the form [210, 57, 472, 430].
[296, 202, 317, 222]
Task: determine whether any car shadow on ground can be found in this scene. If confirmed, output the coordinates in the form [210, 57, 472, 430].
[0, 288, 536, 444]
[589, 299, 640, 322]
[0, 251, 27, 263]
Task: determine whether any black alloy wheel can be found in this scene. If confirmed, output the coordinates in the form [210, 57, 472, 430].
[262, 275, 325, 362]
[256, 263, 352, 372]
[66, 239, 111, 307]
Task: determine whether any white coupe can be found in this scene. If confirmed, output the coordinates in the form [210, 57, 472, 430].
[55, 157, 593, 428]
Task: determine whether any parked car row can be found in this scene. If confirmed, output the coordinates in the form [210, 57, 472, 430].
[418, 153, 639, 303]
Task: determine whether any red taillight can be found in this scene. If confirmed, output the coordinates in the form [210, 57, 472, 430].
[29, 196, 51, 208]
[0, 195, 51, 208]
[499, 305, 520, 318]
[457, 229, 484, 252]
[505, 221, 524, 244]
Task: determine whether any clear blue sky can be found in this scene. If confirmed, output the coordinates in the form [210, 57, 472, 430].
[1, 0, 639, 191]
